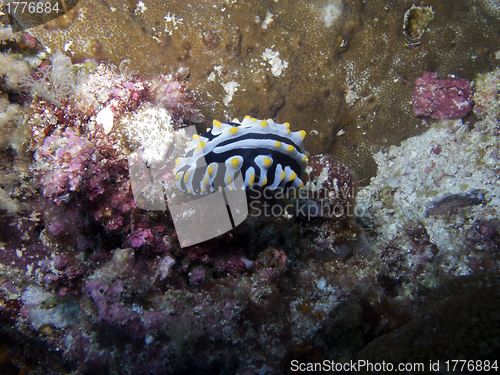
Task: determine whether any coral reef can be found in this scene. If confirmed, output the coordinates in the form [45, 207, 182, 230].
[0, 53, 29, 149]
[34, 129, 94, 201]
[358, 271, 500, 366]
[356, 116, 500, 285]
[0, 49, 374, 371]
[0, 94, 24, 151]
[0, 52, 30, 91]
[1, 2, 500, 373]
[21, 50, 79, 106]
[480, 0, 500, 17]
[0, 53, 32, 217]
[473, 66, 500, 135]
[24, 0, 500, 182]
[297, 154, 362, 258]
[413, 71, 474, 119]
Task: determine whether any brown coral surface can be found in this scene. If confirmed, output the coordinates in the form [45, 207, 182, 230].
[27, 0, 500, 183]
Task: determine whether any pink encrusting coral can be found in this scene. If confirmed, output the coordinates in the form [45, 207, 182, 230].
[75, 62, 202, 131]
[34, 129, 95, 203]
[28, 57, 202, 236]
[151, 67, 204, 126]
[413, 72, 474, 119]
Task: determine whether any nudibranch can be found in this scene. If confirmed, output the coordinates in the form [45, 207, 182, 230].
[173, 116, 308, 195]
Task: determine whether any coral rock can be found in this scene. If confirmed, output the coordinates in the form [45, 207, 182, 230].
[358, 271, 500, 364]
[413, 72, 474, 119]
[34, 129, 94, 202]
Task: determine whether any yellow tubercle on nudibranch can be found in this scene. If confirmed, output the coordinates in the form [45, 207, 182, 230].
[173, 116, 309, 195]
[194, 142, 205, 152]
[231, 157, 240, 167]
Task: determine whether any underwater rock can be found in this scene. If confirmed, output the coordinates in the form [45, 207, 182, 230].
[465, 218, 500, 257]
[358, 271, 500, 366]
[303, 154, 356, 220]
[413, 72, 474, 119]
[356, 114, 500, 289]
[473, 67, 500, 135]
[3, 6, 500, 372]
[34, 129, 94, 203]
[297, 154, 361, 256]
[254, 247, 287, 283]
[25, 0, 500, 183]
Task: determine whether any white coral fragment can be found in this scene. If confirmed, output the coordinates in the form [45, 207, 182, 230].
[261, 48, 289, 77]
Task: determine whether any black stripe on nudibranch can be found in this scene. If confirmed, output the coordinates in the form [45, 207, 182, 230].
[173, 116, 309, 195]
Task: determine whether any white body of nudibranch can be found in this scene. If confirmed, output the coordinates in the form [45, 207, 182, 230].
[173, 116, 309, 195]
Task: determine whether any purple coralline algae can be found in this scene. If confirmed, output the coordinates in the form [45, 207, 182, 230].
[413, 72, 474, 119]
[34, 129, 94, 202]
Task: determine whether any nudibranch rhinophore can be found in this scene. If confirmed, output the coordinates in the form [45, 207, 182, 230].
[173, 116, 309, 195]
